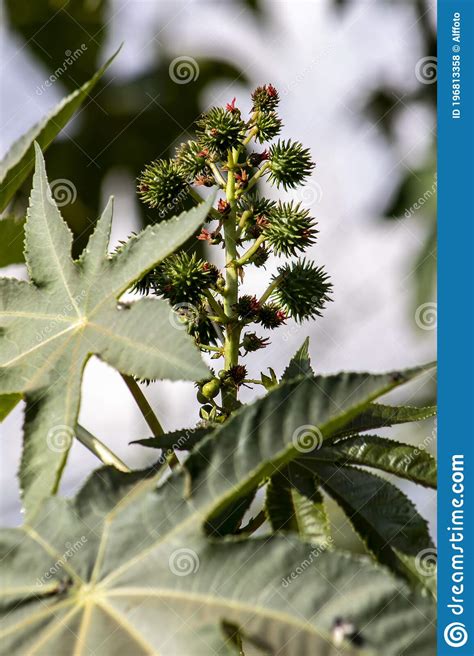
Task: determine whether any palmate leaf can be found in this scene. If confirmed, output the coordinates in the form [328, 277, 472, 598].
[313, 434, 436, 488]
[131, 424, 211, 451]
[0, 144, 212, 517]
[304, 461, 436, 595]
[333, 403, 436, 439]
[281, 337, 314, 381]
[266, 463, 331, 545]
[0, 46, 122, 213]
[0, 363, 437, 654]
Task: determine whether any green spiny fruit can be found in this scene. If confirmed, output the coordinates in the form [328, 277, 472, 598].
[251, 84, 280, 112]
[137, 159, 189, 214]
[196, 107, 246, 157]
[175, 140, 210, 179]
[268, 140, 314, 189]
[254, 111, 282, 143]
[153, 252, 219, 305]
[264, 201, 318, 256]
[271, 259, 332, 321]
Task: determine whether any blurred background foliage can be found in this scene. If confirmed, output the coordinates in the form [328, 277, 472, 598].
[4, 0, 258, 256]
[3, 0, 436, 304]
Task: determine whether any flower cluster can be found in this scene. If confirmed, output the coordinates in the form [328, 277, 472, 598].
[136, 85, 332, 418]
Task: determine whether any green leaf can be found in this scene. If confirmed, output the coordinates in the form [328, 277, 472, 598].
[313, 434, 436, 488]
[281, 337, 314, 381]
[334, 403, 436, 438]
[266, 463, 331, 545]
[308, 462, 436, 595]
[0, 393, 22, 422]
[0, 144, 212, 517]
[131, 425, 211, 451]
[204, 490, 257, 537]
[0, 46, 122, 213]
[0, 216, 26, 267]
[0, 461, 435, 655]
[192, 362, 435, 525]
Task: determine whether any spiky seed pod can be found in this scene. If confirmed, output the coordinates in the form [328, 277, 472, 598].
[233, 295, 261, 321]
[226, 365, 247, 387]
[133, 270, 154, 295]
[268, 140, 314, 189]
[258, 303, 287, 329]
[137, 159, 189, 213]
[152, 252, 219, 305]
[242, 332, 270, 353]
[251, 84, 279, 112]
[249, 246, 269, 268]
[237, 194, 276, 239]
[175, 140, 210, 179]
[237, 193, 276, 220]
[271, 259, 332, 322]
[187, 303, 220, 346]
[254, 111, 282, 143]
[196, 107, 246, 157]
[264, 201, 318, 256]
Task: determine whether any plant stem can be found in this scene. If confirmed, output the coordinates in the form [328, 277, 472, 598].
[208, 162, 226, 188]
[235, 234, 266, 266]
[199, 344, 223, 354]
[121, 374, 179, 468]
[236, 210, 252, 237]
[238, 161, 270, 196]
[205, 290, 228, 322]
[76, 424, 130, 472]
[222, 151, 241, 411]
[122, 374, 165, 436]
[258, 274, 283, 305]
